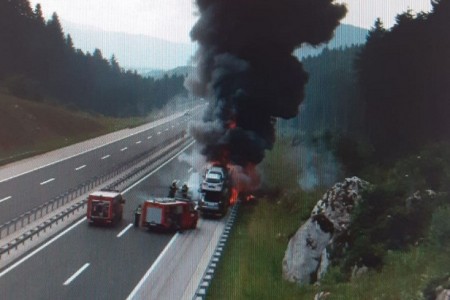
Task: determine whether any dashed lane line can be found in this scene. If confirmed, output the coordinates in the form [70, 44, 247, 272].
[40, 178, 55, 185]
[63, 263, 90, 286]
[117, 223, 133, 238]
[101, 155, 111, 160]
[75, 165, 86, 171]
[0, 196, 12, 204]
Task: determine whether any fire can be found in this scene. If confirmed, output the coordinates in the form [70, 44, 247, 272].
[229, 188, 239, 205]
[245, 194, 255, 202]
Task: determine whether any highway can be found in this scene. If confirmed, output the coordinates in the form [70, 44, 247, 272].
[0, 144, 195, 299]
[0, 104, 230, 299]
[0, 110, 195, 224]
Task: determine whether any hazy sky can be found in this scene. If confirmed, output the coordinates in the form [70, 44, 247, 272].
[29, 0, 433, 44]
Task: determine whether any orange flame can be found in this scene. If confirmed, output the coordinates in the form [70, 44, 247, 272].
[229, 188, 239, 205]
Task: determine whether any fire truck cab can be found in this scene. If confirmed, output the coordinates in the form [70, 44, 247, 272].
[87, 190, 125, 225]
[139, 197, 198, 231]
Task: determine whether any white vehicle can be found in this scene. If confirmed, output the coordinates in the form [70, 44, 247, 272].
[201, 165, 228, 192]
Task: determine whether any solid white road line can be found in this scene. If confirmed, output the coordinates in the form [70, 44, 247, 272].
[136, 141, 142, 144]
[0, 141, 196, 280]
[0, 218, 87, 278]
[117, 223, 133, 238]
[40, 178, 55, 185]
[0, 196, 12, 204]
[101, 155, 110, 160]
[126, 233, 179, 300]
[75, 165, 86, 171]
[0, 111, 188, 184]
[121, 147, 128, 152]
[63, 263, 90, 286]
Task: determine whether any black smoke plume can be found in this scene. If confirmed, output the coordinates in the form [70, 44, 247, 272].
[186, 0, 347, 167]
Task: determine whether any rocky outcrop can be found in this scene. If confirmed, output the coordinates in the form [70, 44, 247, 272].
[282, 177, 369, 285]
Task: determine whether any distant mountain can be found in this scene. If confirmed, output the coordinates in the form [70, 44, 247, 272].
[141, 66, 195, 79]
[61, 21, 197, 70]
[61, 21, 366, 72]
[295, 24, 368, 59]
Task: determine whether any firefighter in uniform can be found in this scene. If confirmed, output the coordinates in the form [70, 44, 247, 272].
[134, 204, 142, 227]
[168, 180, 177, 198]
[181, 183, 189, 198]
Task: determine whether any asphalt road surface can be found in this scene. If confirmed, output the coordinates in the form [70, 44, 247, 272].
[0, 110, 199, 224]
[0, 144, 206, 300]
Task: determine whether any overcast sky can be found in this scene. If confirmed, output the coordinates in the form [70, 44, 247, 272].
[29, 0, 433, 44]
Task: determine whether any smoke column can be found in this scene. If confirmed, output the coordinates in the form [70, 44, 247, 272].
[186, 0, 347, 168]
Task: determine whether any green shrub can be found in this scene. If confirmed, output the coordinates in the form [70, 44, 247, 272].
[429, 205, 450, 249]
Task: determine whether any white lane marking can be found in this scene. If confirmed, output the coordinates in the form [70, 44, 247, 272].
[40, 178, 55, 185]
[147, 136, 152, 140]
[188, 167, 193, 173]
[0, 141, 197, 279]
[0, 196, 12, 203]
[122, 141, 195, 194]
[157, 131, 161, 135]
[126, 233, 179, 300]
[136, 141, 142, 144]
[165, 128, 169, 131]
[101, 155, 111, 160]
[0, 111, 189, 184]
[117, 223, 133, 238]
[63, 263, 90, 286]
[0, 218, 86, 278]
[75, 165, 86, 171]
[171, 125, 174, 128]
[121, 147, 128, 152]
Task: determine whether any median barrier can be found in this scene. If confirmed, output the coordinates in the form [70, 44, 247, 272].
[0, 134, 193, 260]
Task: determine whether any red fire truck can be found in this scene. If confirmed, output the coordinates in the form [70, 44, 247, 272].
[86, 189, 125, 225]
[137, 197, 198, 231]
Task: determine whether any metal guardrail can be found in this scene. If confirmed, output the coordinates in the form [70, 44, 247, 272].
[0, 133, 193, 259]
[193, 200, 241, 300]
[0, 199, 88, 259]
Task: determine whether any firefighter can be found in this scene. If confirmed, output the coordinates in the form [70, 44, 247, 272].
[168, 180, 178, 198]
[181, 183, 189, 198]
[134, 204, 142, 227]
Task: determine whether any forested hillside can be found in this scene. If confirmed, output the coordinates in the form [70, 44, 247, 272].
[357, 2, 450, 160]
[0, 0, 186, 117]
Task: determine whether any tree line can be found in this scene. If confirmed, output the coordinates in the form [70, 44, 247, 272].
[356, 0, 450, 160]
[289, 0, 450, 166]
[0, 0, 186, 117]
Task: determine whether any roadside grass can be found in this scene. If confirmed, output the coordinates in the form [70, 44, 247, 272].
[206, 194, 321, 300]
[207, 195, 450, 300]
[0, 90, 157, 166]
[206, 139, 450, 300]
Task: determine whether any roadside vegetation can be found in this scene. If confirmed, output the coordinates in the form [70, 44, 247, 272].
[0, 87, 173, 166]
[208, 2, 450, 298]
[207, 139, 450, 300]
